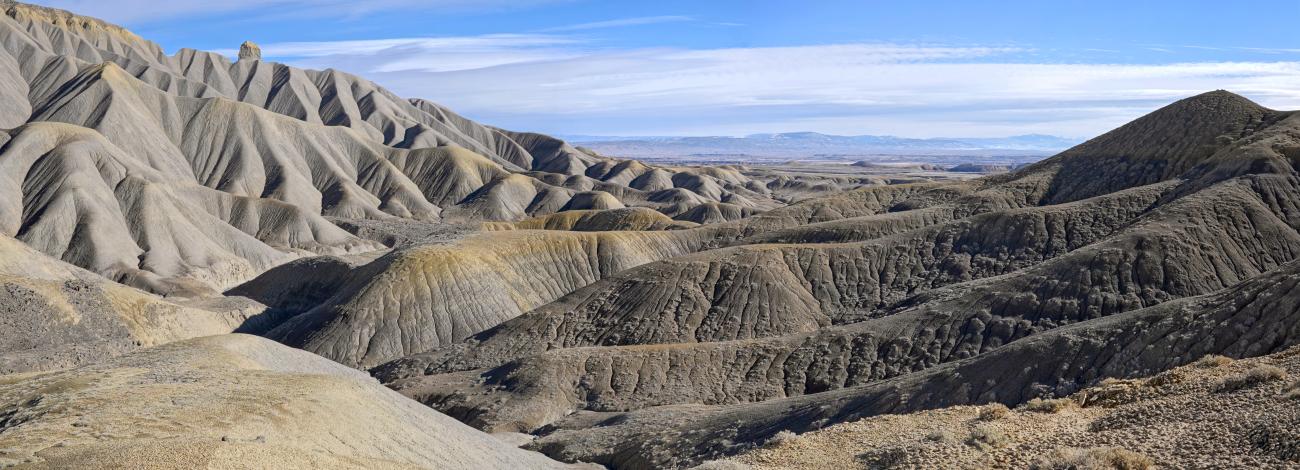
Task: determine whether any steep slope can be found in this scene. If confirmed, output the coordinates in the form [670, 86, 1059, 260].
[376, 180, 1173, 381]
[987, 90, 1284, 205]
[527, 257, 1300, 468]
[378, 172, 1300, 434]
[362, 91, 1300, 469]
[0, 0, 796, 295]
[0, 334, 577, 469]
[259, 229, 712, 368]
[0, 119, 379, 296]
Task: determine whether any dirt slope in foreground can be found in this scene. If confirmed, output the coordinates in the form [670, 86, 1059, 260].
[0, 334, 578, 469]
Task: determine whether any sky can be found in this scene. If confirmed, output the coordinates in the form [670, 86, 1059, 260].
[32, 0, 1300, 138]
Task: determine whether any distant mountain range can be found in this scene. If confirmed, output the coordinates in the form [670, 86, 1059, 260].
[561, 132, 1081, 163]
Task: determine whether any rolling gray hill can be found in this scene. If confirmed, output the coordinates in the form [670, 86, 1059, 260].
[1, 2, 1299, 470]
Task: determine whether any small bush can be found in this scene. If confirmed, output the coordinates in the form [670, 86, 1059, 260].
[1195, 355, 1233, 368]
[977, 403, 1010, 421]
[925, 430, 956, 443]
[1024, 397, 1075, 413]
[1145, 368, 1186, 387]
[763, 430, 799, 448]
[1220, 364, 1287, 392]
[1030, 447, 1155, 469]
[966, 424, 1008, 450]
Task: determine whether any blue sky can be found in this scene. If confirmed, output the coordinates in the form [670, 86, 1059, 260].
[34, 0, 1300, 138]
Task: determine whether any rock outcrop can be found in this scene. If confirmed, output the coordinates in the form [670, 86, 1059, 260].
[238, 40, 261, 60]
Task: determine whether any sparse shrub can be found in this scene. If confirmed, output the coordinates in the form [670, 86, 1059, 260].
[763, 430, 799, 448]
[1145, 368, 1186, 387]
[1030, 447, 1155, 469]
[966, 424, 1008, 450]
[977, 403, 1010, 421]
[1024, 397, 1075, 413]
[1195, 354, 1234, 368]
[1219, 364, 1287, 392]
[925, 430, 956, 443]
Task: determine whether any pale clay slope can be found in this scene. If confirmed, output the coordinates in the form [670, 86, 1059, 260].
[0, 334, 580, 469]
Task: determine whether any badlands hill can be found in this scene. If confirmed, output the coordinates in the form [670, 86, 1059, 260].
[2, 2, 1300, 470]
[370, 90, 1300, 468]
[0, 0, 802, 298]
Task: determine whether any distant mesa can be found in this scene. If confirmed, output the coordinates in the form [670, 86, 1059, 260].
[946, 163, 1010, 173]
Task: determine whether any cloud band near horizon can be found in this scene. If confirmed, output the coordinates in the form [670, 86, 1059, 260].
[246, 37, 1300, 138]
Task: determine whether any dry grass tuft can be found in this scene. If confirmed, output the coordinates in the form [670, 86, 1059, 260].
[925, 430, 956, 443]
[1194, 354, 1234, 368]
[1030, 447, 1156, 469]
[1219, 364, 1287, 392]
[976, 403, 1010, 421]
[763, 430, 799, 448]
[966, 424, 1008, 450]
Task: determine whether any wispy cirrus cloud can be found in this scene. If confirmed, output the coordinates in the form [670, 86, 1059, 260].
[233, 34, 584, 73]
[539, 15, 696, 32]
[265, 37, 1300, 137]
[32, 0, 569, 24]
[201, 30, 1300, 137]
